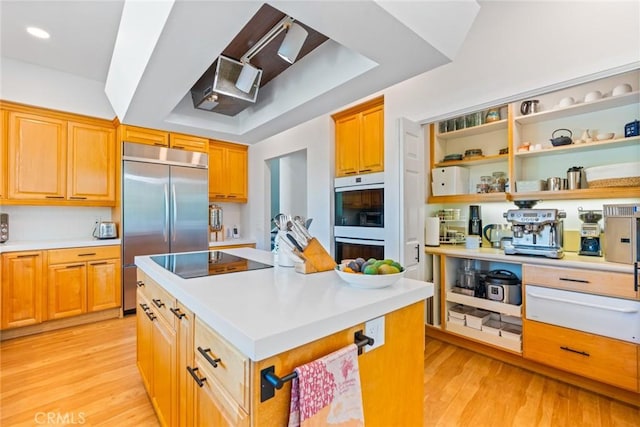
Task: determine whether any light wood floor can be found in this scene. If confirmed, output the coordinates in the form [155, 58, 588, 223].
[1, 316, 638, 426]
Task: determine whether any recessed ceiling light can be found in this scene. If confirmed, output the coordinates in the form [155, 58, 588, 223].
[26, 26, 50, 39]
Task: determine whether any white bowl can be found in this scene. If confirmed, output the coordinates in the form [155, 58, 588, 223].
[558, 96, 575, 108]
[595, 132, 614, 140]
[585, 161, 640, 182]
[584, 90, 602, 102]
[612, 83, 632, 96]
[334, 267, 405, 289]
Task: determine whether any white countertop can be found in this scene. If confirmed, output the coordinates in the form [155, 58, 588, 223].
[425, 246, 634, 273]
[136, 248, 433, 361]
[0, 238, 121, 253]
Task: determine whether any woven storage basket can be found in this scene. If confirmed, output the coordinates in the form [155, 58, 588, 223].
[585, 162, 640, 188]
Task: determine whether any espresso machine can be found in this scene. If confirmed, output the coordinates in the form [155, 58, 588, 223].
[578, 208, 603, 256]
[503, 201, 565, 259]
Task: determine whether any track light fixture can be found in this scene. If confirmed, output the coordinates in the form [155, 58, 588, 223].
[277, 22, 308, 64]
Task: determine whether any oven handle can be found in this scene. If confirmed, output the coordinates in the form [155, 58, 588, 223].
[335, 237, 385, 246]
[527, 291, 638, 313]
[334, 183, 384, 193]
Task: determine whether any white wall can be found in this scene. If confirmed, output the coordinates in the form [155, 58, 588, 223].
[279, 150, 308, 219]
[247, 115, 332, 251]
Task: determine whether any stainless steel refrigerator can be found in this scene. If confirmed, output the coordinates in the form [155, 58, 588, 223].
[121, 142, 209, 312]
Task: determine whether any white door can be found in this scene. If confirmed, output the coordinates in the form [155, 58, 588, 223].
[399, 118, 424, 280]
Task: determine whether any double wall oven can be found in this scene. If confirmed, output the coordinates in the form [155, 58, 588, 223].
[334, 172, 385, 262]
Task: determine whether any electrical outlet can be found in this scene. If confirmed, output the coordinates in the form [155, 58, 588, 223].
[364, 316, 385, 352]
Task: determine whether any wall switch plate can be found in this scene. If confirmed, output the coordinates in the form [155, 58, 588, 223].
[364, 316, 385, 352]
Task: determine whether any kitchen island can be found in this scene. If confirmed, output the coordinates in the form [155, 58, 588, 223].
[135, 248, 433, 426]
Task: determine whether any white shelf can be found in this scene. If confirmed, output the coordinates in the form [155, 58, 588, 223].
[446, 291, 522, 317]
[436, 119, 508, 140]
[514, 135, 640, 158]
[434, 153, 509, 167]
[514, 91, 640, 125]
[445, 322, 522, 353]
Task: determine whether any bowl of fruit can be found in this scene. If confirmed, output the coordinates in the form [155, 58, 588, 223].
[335, 257, 405, 289]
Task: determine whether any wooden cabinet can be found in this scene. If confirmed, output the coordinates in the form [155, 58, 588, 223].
[121, 125, 208, 153]
[524, 319, 638, 391]
[176, 301, 195, 427]
[137, 289, 155, 395]
[67, 121, 116, 202]
[209, 140, 248, 203]
[7, 111, 67, 200]
[1, 109, 7, 199]
[170, 132, 208, 153]
[333, 96, 384, 177]
[3, 103, 116, 206]
[46, 246, 121, 320]
[121, 125, 169, 147]
[1, 251, 44, 329]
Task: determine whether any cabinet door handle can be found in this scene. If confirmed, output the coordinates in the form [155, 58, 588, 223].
[560, 346, 590, 357]
[172, 145, 184, 149]
[136, 281, 145, 288]
[360, 168, 372, 172]
[78, 253, 97, 257]
[45, 196, 65, 199]
[415, 244, 420, 262]
[69, 196, 87, 200]
[145, 310, 156, 321]
[152, 298, 165, 308]
[153, 143, 166, 147]
[634, 262, 638, 292]
[344, 171, 356, 175]
[139, 303, 149, 312]
[65, 264, 84, 269]
[559, 277, 589, 284]
[89, 261, 107, 266]
[17, 254, 37, 258]
[197, 346, 221, 368]
[170, 307, 185, 319]
[187, 366, 207, 387]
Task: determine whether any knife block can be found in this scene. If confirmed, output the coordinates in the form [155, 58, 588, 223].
[294, 238, 337, 274]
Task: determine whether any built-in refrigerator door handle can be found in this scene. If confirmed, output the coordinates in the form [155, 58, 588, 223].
[163, 183, 169, 242]
[172, 184, 177, 242]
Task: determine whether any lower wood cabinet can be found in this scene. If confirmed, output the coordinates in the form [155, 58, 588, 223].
[1, 251, 44, 329]
[47, 246, 121, 320]
[524, 319, 638, 392]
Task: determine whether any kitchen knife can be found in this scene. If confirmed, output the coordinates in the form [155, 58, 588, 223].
[293, 218, 313, 241]
[286, 233, 305, 252]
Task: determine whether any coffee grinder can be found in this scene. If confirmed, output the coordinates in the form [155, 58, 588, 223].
[578, 207, 603, 256]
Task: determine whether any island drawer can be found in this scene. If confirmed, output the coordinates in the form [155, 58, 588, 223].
[47, 245, 120, 264]
[523, 319, 638, 392]
[523, 264, 637, 300]
[139, 275, 176, 329]
[195, 317, 250, 411]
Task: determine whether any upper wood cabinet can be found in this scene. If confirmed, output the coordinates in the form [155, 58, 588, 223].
[2, 102, 116, 206]
[333, 96, 384, 177]
[209, 140, 248, 203]
[7, 111, 67, 200]
[121, 125, 208, 153]
[0, 109, 6, 200]
[67, 121, 116, 202]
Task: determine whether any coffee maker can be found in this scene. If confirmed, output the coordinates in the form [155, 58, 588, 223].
[503, 201, 565, 259]
[578, 208, 603, 256]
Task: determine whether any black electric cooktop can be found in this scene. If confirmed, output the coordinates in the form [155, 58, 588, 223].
[151, 251, 273, 279]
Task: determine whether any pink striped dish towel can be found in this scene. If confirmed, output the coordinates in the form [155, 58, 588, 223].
[288, 343, 364, 427]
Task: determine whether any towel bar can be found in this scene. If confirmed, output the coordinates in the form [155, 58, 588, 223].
[260, 330, 374, 402]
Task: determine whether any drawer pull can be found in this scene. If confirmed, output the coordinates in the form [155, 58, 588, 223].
[139, 303, 149, 312]
[45, 196, 65, 199]
[17, 254, 37, 258]
[78, 253, 97, 257]
[69, 196, 87, 200]
[527, 292, 638, 313]
[136, 281, 145, 288]
[187, 366, 207, 387]
[89, 261, 107, 266]
[65, 264, 84, 269]
[560, 346, 590, 357]
[197, 346, 221, 368]
[145, 310, 156, 321]
[152, 298, 165, 308]
[559, 277, 589, 284]
[170, 307, 185, 319]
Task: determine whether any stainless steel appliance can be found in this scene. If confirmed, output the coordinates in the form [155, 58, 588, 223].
[0, 213, 8, 243]
[334, 172, 384, 262]
[121, 142, 209, 313]
[603, 203, 640, 266]
[503, 207, 565, 259]
[577, 208, 603, 257]
[485, 269, 521, 305]
[93, 220, 118, 239]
